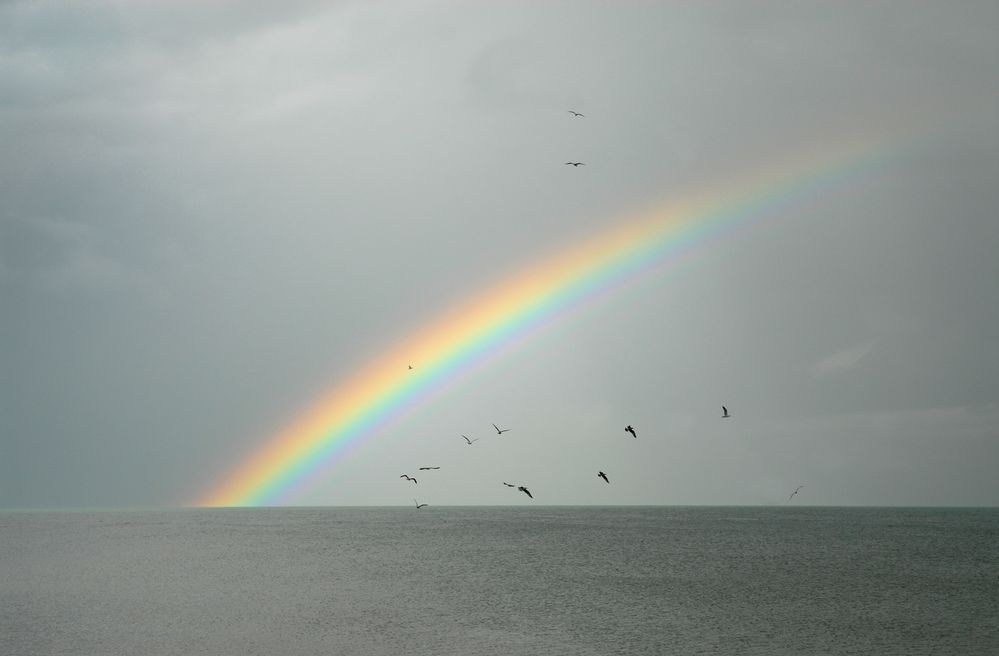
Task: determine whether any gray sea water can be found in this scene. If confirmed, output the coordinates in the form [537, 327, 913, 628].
[2, 507, 997, 655]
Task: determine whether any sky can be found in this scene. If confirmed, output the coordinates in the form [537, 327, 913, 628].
[2, 1, 997, 509]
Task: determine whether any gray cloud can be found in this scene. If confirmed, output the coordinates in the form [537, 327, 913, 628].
[2, 1, 997, 508]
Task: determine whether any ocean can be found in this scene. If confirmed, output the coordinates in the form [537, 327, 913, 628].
[2, 507, 997, 655]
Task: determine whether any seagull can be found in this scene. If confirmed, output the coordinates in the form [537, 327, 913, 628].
[788, 485, 804, 502]
[722, 406, 731, 419]
[418, 466, 440, 471]
[460, 434, 479, 445]
[568, 110, 585, 117]
[502, 482, 517, 488]
[492, 423, 511, 435]
[598, 471, 609, 484]
[564, 162, 585, 167]
[517, 485, 533, 499]
[625, 425, 637, 438]
[400, 474, 418, 484]
[414, 499, 428, 509]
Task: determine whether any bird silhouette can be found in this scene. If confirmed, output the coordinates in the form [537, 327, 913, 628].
[568, 110, 585, 117]
[598, 471, 609, 484]
[400, 474, 418, 484]
[564, 162, 585, 167]
[418, 467, 440, 471]
[502, 482, 517, 488]
[788, 485, 804, 502]
[408, 365, 413, 370]
[492, 423, 511, 435]
[517, 486, 533, 499]
[461, 434, 479, 445]
[625, 425, 637, 438]
[722, 406, 731, 418]
[414, 499, 428, 509]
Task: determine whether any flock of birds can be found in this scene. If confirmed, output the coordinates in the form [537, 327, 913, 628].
[401, 407, 773, 509]
[402, 399, 804, 508]
[398, 112, 804, 509]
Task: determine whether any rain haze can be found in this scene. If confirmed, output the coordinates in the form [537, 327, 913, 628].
[2, 1, 998, 509]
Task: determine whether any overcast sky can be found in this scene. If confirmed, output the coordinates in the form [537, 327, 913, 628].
[2, 1, 997, 509]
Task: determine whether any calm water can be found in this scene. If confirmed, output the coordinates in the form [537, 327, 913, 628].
[2, 507, 997, 655]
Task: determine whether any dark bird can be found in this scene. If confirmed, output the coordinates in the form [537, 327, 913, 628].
[598, 471, 609, 484]
[418, 466, 440, 471]
[722, 406, 731, 419]
[568, 110, 585, 117]
[788, 485, 804, 502]
[502, 482, 517, 488]
[492, 423, 511, 435]
[400, 474, 418, 484]
[460, 434, 479, 445]
[408, 365, 413, 370]
[414, 499, 428, 509]
[625, 425, 637, 438]
[564, 162, 585, 167]
[517, 485, 533, 499]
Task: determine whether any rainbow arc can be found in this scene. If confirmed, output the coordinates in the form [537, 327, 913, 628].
[198, 135, 902, 507]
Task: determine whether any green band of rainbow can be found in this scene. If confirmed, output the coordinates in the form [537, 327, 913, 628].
[198, 134, 906, 507]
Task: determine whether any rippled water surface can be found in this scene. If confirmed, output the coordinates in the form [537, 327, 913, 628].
[3, 507, 998, 655]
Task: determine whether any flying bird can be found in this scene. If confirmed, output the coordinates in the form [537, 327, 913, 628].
[460, 434, 479, 445]
[408, 365, 413, 370]
[568, 110, 585, 117]
[414, 499, 428, 509]
[598, 471, 609, 484]
[492, 423, 511, 435]
[788, 485, 804, 502]
[625, 425, 637, 438]
[502, 482, 517, 488]
[722, 406, 731, 418]
[564, 162, 586, 167]
[418, 466, 440, 471]
[517, 486, 533, 499]
[400, 475, 418, 484]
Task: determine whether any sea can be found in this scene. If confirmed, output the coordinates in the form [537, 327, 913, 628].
[2, 507, 997, 655]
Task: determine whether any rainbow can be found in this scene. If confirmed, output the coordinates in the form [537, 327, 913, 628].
[198, 134, 906, 507]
